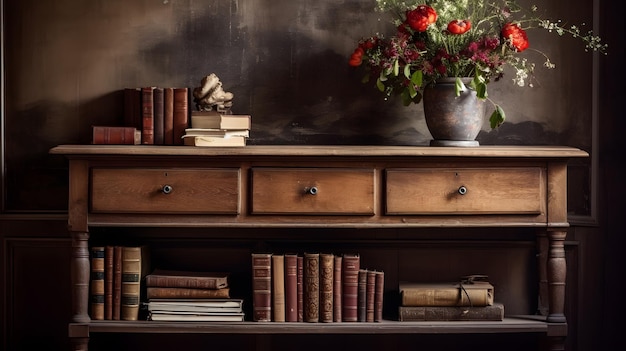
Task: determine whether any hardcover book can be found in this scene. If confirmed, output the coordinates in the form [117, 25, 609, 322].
[146, 287, 230, 299]
[366, 270, 376, 322]
[141, 87, 155, 145]
[145, 269, 229, 289]
[121, 246, 149, 321]
[272, 254, 286, 322]
[398, 303, 505, 321]
[153, 87, 164, 145]
[399, 282, 494, 307]
[284, 254, 298, 322]
[92, 126, 140, 145]
[183, 135, 246, 147]
[190, 111, 251, 130]
[173, 87, 189, 145]
[183, 128, 250, 138]
[113, 246, 123, 320]
[146, 298, 243, 308]
[333, 255, 342, 322]
[319, 253, 334, 323]
[357, 269, 367, 322]
[104, 245, 114, 320]
[297, 255, 304, 322]
[90, 246, 105, 320]
[251, 253, 272, 322]
[304, 252, 320, 322]
[148, 312, 244, 322]
[341, 254, 360, 322]
[163, 87, 174, 145]
[374, 271, 384, 322]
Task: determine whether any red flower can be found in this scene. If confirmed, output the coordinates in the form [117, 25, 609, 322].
[348, 47, 364, 67]
[447, 20, 471, 34]
[501, 22, 529, 52]
[405, 5, 437, 32]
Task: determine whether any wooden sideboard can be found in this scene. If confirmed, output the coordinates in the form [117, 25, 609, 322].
[50, 145, 588, 351]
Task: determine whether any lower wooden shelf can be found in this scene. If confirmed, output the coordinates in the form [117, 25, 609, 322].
[69, 316, 566, 337]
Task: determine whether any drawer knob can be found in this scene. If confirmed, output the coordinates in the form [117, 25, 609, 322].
[307, 186, 318, 195]
[162, 185, 173, 194]
[458, 186, 467, 195]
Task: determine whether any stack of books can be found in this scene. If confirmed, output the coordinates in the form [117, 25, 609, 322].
[251, 252, 384, 323]
[144, 269, 243, 321]
[182, 111, 251, 147]
[398, 276, 504, 321]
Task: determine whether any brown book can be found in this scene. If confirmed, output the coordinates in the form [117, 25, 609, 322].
[297, 255, 303, 322]
[141, 87, 155, 144]
[146, 287, 230, 299]
[304, 252, 319, 322]
[90, 246, 105, 320]
[333, 255, 342, 322]
[272, 254, 285, 322]
[163, 87, 174, 145]
[104, 246, 114, 320]
[374, 271, 384, 322]
[92, 126, 140, 145]
[366, 270, 376, 322]
[153, 87, 164, 145]
[183, 135, 246, 147]
[284, 254, 298, 322]
[145, 269, 229, 289]
[342, 254, 360, 322]
[251, 253, 272, 322]
[399, 282, 494, 307]
[398, 303, 505, 321]
[113, 246, 123, 320]
[357, 269, 367, 322]
[319, 253, 334, 323]
[121, 246, 149, 321]
[173, 87, 189, 145]
[123, 87, 142, 130]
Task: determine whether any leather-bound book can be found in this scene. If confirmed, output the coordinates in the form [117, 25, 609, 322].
[92, 126, 140, 145]
[121, 246, 146, 321]
[173, 88, 189, 145]
[358, 269, 367, 322]
[163, 87, 174, 145]
[304, 252, 320, 322]
[251, 253, 272, 322]
[366, 270, 376, 322]
[272, 254, 286, 322]
[374, 271, 384, 322]
[333, 255, 342, 322]
[153, 87, 164, 145]
[90, 246, 105, 320]
[297, 255, 304, 322]
[145, 269, 228, 289]
[141, 87, 155, 144]
[319, 253, 334, 323]
[341, 254, 360, 322]
[104, 246, 114, 320]
[399, 281, 494, 307]
[113, 246, 123, 320]
[398, 303, 504, 321]
[146, 287, 230, 299]
[284, 254, 298, 322]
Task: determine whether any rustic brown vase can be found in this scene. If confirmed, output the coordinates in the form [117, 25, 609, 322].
[422, 77, 486, 147]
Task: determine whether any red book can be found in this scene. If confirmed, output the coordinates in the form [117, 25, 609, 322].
[284, 254, 298, 322]
[297, 255, 304, 322]
[272, 254, 285, 322]
[113, 246, 122, 320]
[374, 271, 384, 322]
[358, 269, 367, 322]
[333, 255, 342, 322]
[342, 254, 360, 322]
[141, 87, 155, 144]
[153, 87, 164, 145]
[163, 87, 174, 145]
[104, 246, 114, 320]
[251, 253, 272, 322]
[366, 270, 376, 322]
[304, 252, 319, 322]
[173, 88, 189, 145]
[92, 126, 140, 145]
[320, 253, 334, 323]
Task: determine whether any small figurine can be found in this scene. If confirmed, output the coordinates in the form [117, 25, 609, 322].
[192, 73, 234, 113]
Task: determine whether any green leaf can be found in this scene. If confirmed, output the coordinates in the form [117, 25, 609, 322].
[489, 105, 506, 129]
[408, 84, 417, 99]
[404, 65, 411, 79]
[401, 89, 412, 106]
[379, 70, 388, 82]
[376, 78, 385, 92]
[454, 77, 466, 96]
[410, 70, 422, 87]
[393, 60, 399, 76]
[475, 82, 487, 99]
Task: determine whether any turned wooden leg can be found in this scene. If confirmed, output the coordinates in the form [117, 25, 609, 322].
[71, 231, 91, 323]
[547, 230, 567, 323]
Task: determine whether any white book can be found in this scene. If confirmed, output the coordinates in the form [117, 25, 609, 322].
[148, 312, 245, 322]
[146, 298, 243, 309]
[183, 135, 247, 147]
[183, 128, 249, 138]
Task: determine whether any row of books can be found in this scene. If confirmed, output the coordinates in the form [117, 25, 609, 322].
[397, 276, 504, 321]
[252, 252, 384, 323]
[182, 111, 251, 147]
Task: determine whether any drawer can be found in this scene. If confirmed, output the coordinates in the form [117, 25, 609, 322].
[251, 168, 375, 215]
[385, 168, 544, 215]
[91, 168, 240, 214]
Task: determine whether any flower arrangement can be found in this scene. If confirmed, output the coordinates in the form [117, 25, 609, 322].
[348, 0, 607, 128]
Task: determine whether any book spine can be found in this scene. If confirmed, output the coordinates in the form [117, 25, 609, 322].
[304, 252, 319, 322]
[121, 246, 142, 321]
[145, 275, 227, 289]
[124, 87, 142, 130]
[153, 87, 164, 145]
[146, 287, 230, 299]
[272, 254, 286, 322]
[163, 87, 174, 145]
[374, 271, 384, 322]
[398, 303, 505, 321]
[113, 246, 122, 320]
[401, 287, 492, 307]
[297, 255, 303, 322]
[90, 246, 105, 320]
[173, 88, 189, 145]
[92, 126, 138, 145]
[141, 87, 155, 145]
[284, 254, 298, 322]
[357, 269, 367, 322]
[366, 270, 376, 322]
[342, 254, 360, 322]
[333, 255, 342, 322]
[251, 253, 272, 322]
[104, 245, 114, 320]
[319, 253, 334, 323]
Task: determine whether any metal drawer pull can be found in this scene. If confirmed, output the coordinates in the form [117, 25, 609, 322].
[458, 186, 467, 195]
[162, 185, 173, 194]
[306, 186, 318, 195]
